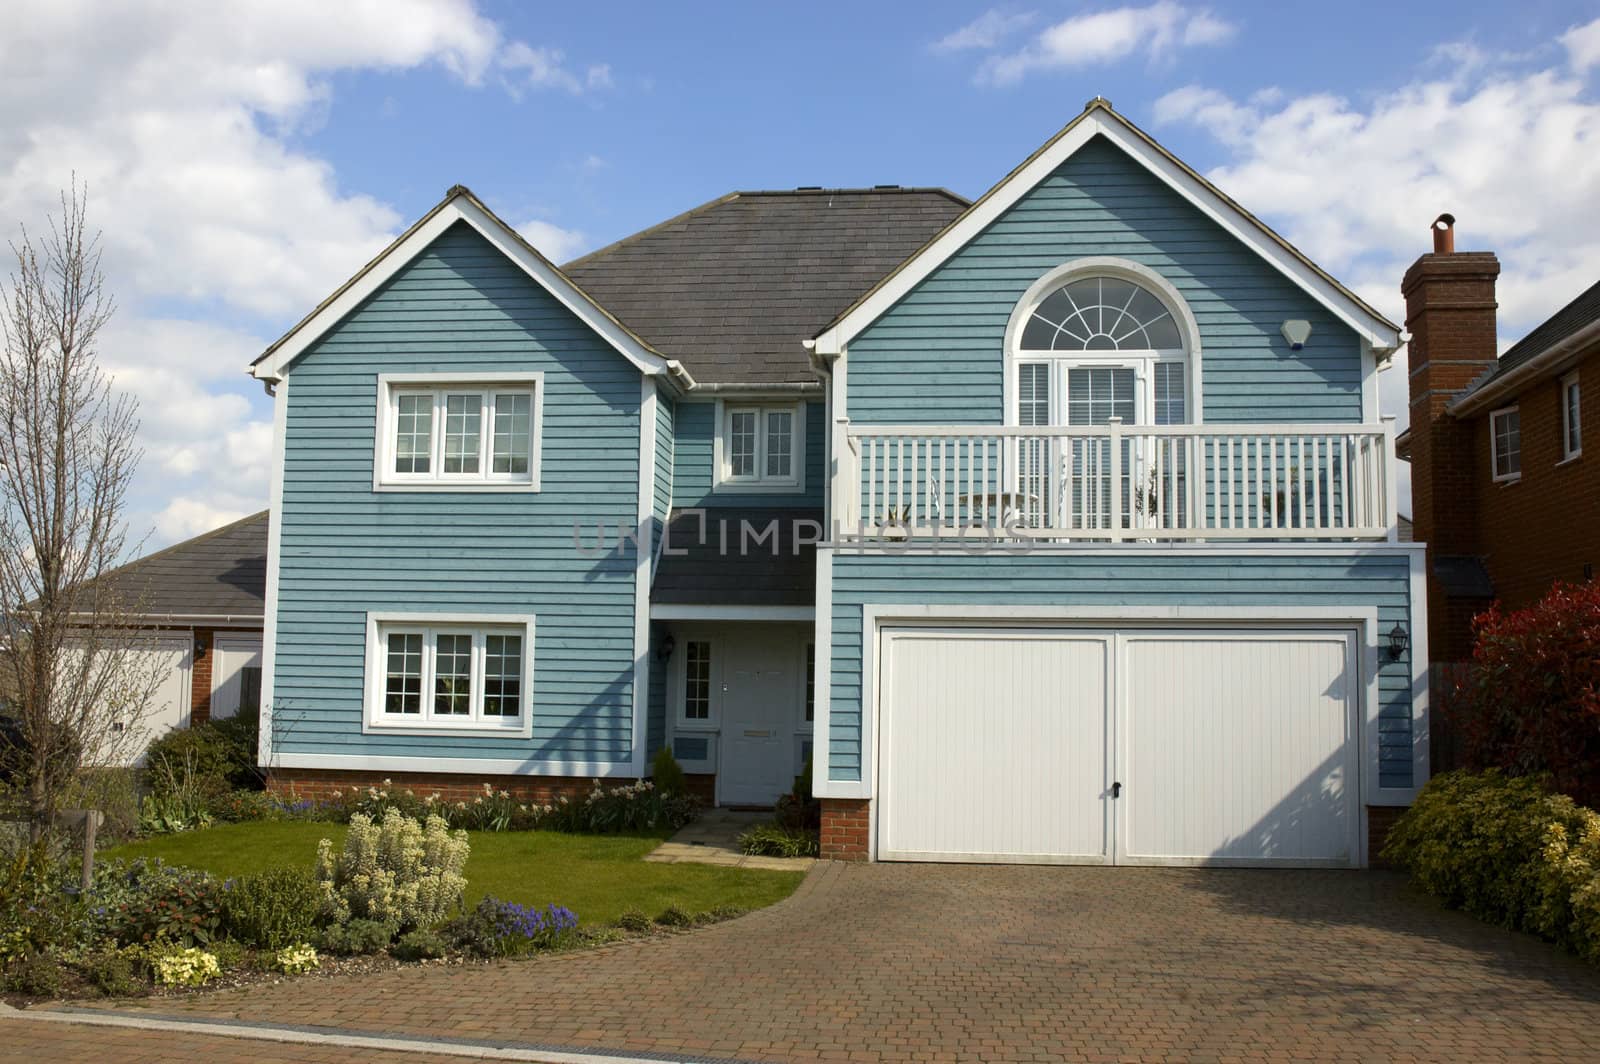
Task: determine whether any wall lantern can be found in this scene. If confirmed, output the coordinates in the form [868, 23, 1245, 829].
[1387, 622, 1409, 662]
[656, 633, 676, 662]
[1281, 319, 1313, 350]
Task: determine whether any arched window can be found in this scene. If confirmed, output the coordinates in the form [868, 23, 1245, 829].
[1006, 260, 1198, 428]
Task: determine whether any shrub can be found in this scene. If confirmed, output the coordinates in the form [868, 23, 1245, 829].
[212, 789, 289, 823]
[5, 951, 64, 996]
[319, 917, 397, 956]
[82, 950, 144, 997]
[93, 858, 225, 947]
[1449, 580, 1600, 806]
[444, 897, 578, 958]
[315, 809, 469, 936]
[138, 791, 214, 835]
[650, 747, 686, 797]
[616, 907, 650, 933]
[221, 866, 321, 950]
[738, 821, 820, 858]
[653, 905, 692, 928]
[542, 779, 699, 834]
[392, 928, 448, 961]
[143, 725, 246, 803]
[273, 943, 320, 974]
[154, 946, 220, 987]
[1383, 769, 1600, 960]
[0, 842, 85, 965]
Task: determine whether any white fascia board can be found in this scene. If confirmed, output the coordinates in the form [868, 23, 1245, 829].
[814, 110, 1400, 356]
[253, 197, 670, 383]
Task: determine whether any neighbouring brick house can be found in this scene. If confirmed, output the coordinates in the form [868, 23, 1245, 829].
[1400, 215, 1597, 761]
[94, 511, 267, 758]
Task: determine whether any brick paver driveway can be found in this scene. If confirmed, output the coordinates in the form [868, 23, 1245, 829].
[30, 862, 1600, 1062]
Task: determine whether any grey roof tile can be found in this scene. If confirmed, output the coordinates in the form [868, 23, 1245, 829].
[564, 189, 968, 385]
[97, 512, 267, 621]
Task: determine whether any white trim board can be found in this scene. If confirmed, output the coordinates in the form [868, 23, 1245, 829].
[252, 190, 676, 386]
[257, 378, 287, 769]
[812, 105, 1400, 357]
[633, 378, 656, 776]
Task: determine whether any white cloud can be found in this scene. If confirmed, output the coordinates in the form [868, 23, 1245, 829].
[972, 2, 1236, 86]
[1565, 18, 1600, 73]
[932, 10, 1036, 53]
[516, 219, 590, 264]
[0, 1, 615, 550]
[1155, 16, 1600, 513]
[154, 497, 260, 544]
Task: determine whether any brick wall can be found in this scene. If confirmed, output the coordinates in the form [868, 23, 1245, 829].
[682, 773, 716, 806]
[1402, 250, 1501, 662]
[188, 628, 213, 726]
[820, 798, 870, 861]
[268, 768, 604, 804]
[1469, 347, 1599, 611]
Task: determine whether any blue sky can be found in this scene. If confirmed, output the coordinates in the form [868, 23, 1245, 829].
[3, 1, 1598, 548]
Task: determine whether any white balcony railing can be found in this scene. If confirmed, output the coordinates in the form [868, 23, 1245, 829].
[839, 420, 1396, 542]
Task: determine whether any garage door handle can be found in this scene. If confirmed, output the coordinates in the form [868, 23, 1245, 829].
[1111, 781, 1122, 799]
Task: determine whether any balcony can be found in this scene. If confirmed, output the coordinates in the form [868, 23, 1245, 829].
[838, 420, 1397, 543]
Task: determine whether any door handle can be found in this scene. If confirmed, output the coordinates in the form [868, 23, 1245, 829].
[1111, 781, 1122, 799]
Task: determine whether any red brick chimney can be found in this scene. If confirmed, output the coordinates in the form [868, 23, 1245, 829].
[1401, 213, 1500, 662]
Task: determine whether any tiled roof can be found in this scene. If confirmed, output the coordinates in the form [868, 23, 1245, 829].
[564, 189, 969, 385]
[652, 508, 819, 606]
[97, 511, 267, 621]
[1490, 277, 1600, 381]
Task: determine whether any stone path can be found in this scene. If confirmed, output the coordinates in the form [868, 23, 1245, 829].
[644, 808, 814, 871]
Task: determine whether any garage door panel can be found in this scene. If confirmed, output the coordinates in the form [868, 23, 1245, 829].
[1121, 633, 1357, 866]
[880, 630, 1110, 862]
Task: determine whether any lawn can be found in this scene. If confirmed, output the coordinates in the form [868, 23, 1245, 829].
[101, 821, 805, 926]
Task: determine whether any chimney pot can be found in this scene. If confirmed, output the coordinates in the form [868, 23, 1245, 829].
[1432, 213, 1456, 255]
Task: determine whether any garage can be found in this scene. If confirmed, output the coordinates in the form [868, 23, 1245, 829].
[876, 625, 1360, 867]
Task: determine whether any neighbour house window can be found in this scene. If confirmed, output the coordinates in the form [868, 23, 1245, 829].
[1563, 373, 1582, 461]
[369, 617, 532, 733]
[1491, 407, 1521, 482]
[683, 640, 712, 721]
[376, 374, 542, 490]
[716, 402, 805, 492]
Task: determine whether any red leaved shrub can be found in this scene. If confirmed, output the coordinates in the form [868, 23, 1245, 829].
[1448, 580, 1600, 806]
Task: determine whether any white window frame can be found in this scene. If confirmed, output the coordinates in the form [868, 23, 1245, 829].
[675, 636, 719, 731]
[1561, 372, 1582, 463]
[712, 400, 805, 494]
[1490, 406, 1521, 483]
[363, 612, 535, 737]
[374, 372, 544, 492]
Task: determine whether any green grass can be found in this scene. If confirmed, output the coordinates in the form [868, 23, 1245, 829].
[101, 821, 804, 926]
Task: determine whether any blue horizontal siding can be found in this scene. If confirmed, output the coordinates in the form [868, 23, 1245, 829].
[828, 551, 1414, 789]
[672, 401, 825, 508]
[273, 221, 642, 765]
[848, 135, 1362, 425]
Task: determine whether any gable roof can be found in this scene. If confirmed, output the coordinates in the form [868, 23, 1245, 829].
[251, 187, 690, 389]
[96, 511, 268, 623]
[811, 99, 1402, 358]
[564, 188, 968, 384]
[1499, 278, 1600, 374]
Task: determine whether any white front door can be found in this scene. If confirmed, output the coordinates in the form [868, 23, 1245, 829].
[718, 632, 797, 806]
[210, 634, 264, 720]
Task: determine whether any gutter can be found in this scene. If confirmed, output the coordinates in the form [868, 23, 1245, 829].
[1449, 316, 1600, 417]
[688, 380, 823, 395]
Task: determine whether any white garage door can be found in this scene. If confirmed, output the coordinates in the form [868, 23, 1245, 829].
[119, 639, 192, 765]
[877, 626, 1358, 867]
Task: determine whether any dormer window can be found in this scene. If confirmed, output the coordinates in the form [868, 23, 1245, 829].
[374, 372, 543, 491]
[714, 400, 805, 493]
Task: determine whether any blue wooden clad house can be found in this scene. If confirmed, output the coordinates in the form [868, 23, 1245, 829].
[249, 100, 1425, 866]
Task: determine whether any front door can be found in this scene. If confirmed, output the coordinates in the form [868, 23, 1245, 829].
[718, 632, 796, 806]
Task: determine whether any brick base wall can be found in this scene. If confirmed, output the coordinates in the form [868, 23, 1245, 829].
[1367, 805, 1408, 869]
[267, 768, 604, 804]
[820, 798, 871, 861]
[682, 773, 716, 805]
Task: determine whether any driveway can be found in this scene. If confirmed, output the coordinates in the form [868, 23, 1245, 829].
[22, 862, 1600, 1062]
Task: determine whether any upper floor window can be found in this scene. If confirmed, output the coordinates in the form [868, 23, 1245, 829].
[364, 613, 534, 736]
[714, 400, 805, 493]
[375, 372, 543, 491]
[1491, 406, 1521, 482]
[1009, 264, 1195, 428]
[1562, 372, 1582, 461]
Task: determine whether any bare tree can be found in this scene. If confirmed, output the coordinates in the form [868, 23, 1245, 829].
[0, 184, 156, 834]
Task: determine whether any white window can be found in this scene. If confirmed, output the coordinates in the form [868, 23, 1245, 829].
[1562, 373, 1582, 461]
[374, 373, 543, 491]
[682, 639, 712, 722]
[714, 401, 805, 493]
[364, 613, 534, 735]
[1491, 407, 1521, 482]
